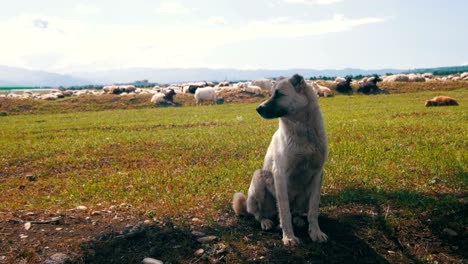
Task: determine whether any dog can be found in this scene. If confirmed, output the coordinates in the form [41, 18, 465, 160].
[425, 96, 459, 107]
[232, 74, 328, 246]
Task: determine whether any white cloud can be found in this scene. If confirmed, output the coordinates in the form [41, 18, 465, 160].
[206, 16, 225, 26]
[0, 13, 384, 72]
[156, 1, 190, 15]
[75, 5, 101, 15]
[284, 0, 342, 5]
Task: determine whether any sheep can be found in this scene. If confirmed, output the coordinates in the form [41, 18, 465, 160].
[311, 82, 333, 97]
[425, 96, 459, 107]
[335, 76, 353, 94]
[383, 74, 409, 82]
[334, 77, 346, 84]
[151, 89, 177, 105]
[408, 74, 426, 82]
[194, 87, 217, 105]
[250, 79, 275, 92]
[357, 75, 384, 94]
[242, 85, 262, 95]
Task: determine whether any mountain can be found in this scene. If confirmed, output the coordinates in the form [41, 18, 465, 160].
[0, 65, 91, 87]
[72, 67, 404, 84]
[2, 65, 466, 87]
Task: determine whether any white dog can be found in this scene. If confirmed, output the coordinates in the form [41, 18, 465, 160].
[232, 74, 328, 246]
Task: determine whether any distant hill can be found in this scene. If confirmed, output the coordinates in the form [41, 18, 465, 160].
[0, 65, 91, 87]
[1, 65, 467, 87]
[72, 67, 405, 84]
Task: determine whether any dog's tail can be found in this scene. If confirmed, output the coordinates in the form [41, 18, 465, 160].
[232, 192, 248, 216]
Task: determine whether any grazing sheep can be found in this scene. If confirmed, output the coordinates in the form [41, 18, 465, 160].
[334, 77, 346, 84]
[383, 74, 410, 82]
[335, 76, 353, 94]
[194, 87, 217, 105]
[425, 96, 459, 107]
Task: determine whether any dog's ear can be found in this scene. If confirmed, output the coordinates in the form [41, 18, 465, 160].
[289, 74, 306, 92]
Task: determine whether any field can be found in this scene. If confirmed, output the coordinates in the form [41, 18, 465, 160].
[0, 88, 467, 263]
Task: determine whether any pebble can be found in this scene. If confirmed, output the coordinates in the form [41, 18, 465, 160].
[44, 253, 71, 264]
[24, 222, 32, 230]
[197, 236, 218, 243]
[191, 217, 201, 222]
[442, 228, 458, 237]
[191, 231, 205, 237]
[194, 248, 204, 256]
[142, 257, 163, 264]
[19, 234, 28, 239]
[144, 219, 152, 224]
[25, 212, 35, 216]
[91, 211, 101, 216]
[76, 205, 88, 211]
[56, 227, 63, 231]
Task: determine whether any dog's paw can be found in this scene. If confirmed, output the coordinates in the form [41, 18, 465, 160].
[260, 219, 274, 231]
[309, 229, 328, 243]
[282, 235, 301, 246]
[292, 216, 305, 228]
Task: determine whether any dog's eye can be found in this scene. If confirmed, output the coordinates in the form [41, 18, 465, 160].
[275, 90, 284, 98]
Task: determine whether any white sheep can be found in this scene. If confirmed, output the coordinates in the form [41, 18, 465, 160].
[243, 85, 262, 95]
[194, 87, 217, 105]
[150, 93, 166, 104]
[311, 82, 333, 97]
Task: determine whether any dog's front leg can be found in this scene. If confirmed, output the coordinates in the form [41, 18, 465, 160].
[307, 171, 328, 242]
[274, 169, 300, 246]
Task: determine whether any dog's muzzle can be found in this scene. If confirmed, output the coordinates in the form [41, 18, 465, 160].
[256, 104, 287, 119]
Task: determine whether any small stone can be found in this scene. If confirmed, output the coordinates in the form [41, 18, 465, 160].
[194, 248, 204, 256]
[19, 234, 28, 239]
[91, 211, 101, 216]
[76, 205, 87, 211]
[24, 222, 32, 230]
[56, 227, 63, 231]
[144, 220, 152, 224]
[44, 253, 71, 264]
[197, 236, 218, 243]
[192, 217, 201, 222]
[442, 228, 458, 237]
[142, 257, 163, 264]
[25, 174, 37, 182]
[191, 231, 205, 237]
[26, 212, 35, 216]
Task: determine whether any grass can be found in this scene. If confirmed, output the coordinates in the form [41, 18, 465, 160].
[0, 88, 467, 263]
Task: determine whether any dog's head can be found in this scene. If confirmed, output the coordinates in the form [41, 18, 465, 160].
[256, 74, 310, 119]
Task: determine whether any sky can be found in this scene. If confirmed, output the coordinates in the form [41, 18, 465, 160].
[1, 0, 467, 73]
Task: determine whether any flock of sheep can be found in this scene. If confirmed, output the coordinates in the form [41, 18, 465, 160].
[1, 72, 465, 107]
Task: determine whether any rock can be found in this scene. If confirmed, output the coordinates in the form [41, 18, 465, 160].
[25, 212, 35, 216]
[24, 222, 32, 230]
[442, 228, 458, 237]
[44, 253, 71, 264]
[76, 205, 87, 211]
[191, 217, 201, 222]
[191, 231, 205, 237]
[91, 211, 101, 216]
[142, 257, 163, 264]
[19, 234, 28, 239]
[194, 248, 204, 256]
[144, 219, 152, 224]
[197, 236, 218, 243]
[25, 174, 37, 182]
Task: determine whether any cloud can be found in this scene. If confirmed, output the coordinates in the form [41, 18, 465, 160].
[0, 13, 385, 72]
[32, 18, 48, 29]
[156, 1, 190, 15]
[75, 5, 101, 15]
[206, 16, 225, 26]
[283, 0, 342, 5]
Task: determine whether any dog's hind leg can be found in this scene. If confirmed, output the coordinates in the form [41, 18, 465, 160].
[246, 169, 277, 231]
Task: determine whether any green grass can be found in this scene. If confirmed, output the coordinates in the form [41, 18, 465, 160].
[0, 90, 466, 218]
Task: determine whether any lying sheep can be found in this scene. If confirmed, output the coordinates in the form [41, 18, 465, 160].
[151, 89, 177, 106]
[357, 75, 384, 94]
[311, 82, 333, 97]
[242, 85, 262, 95]
[425, 96, 459, 107]
[195, 87, 217, 105]
[335, 76, 353, 94]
